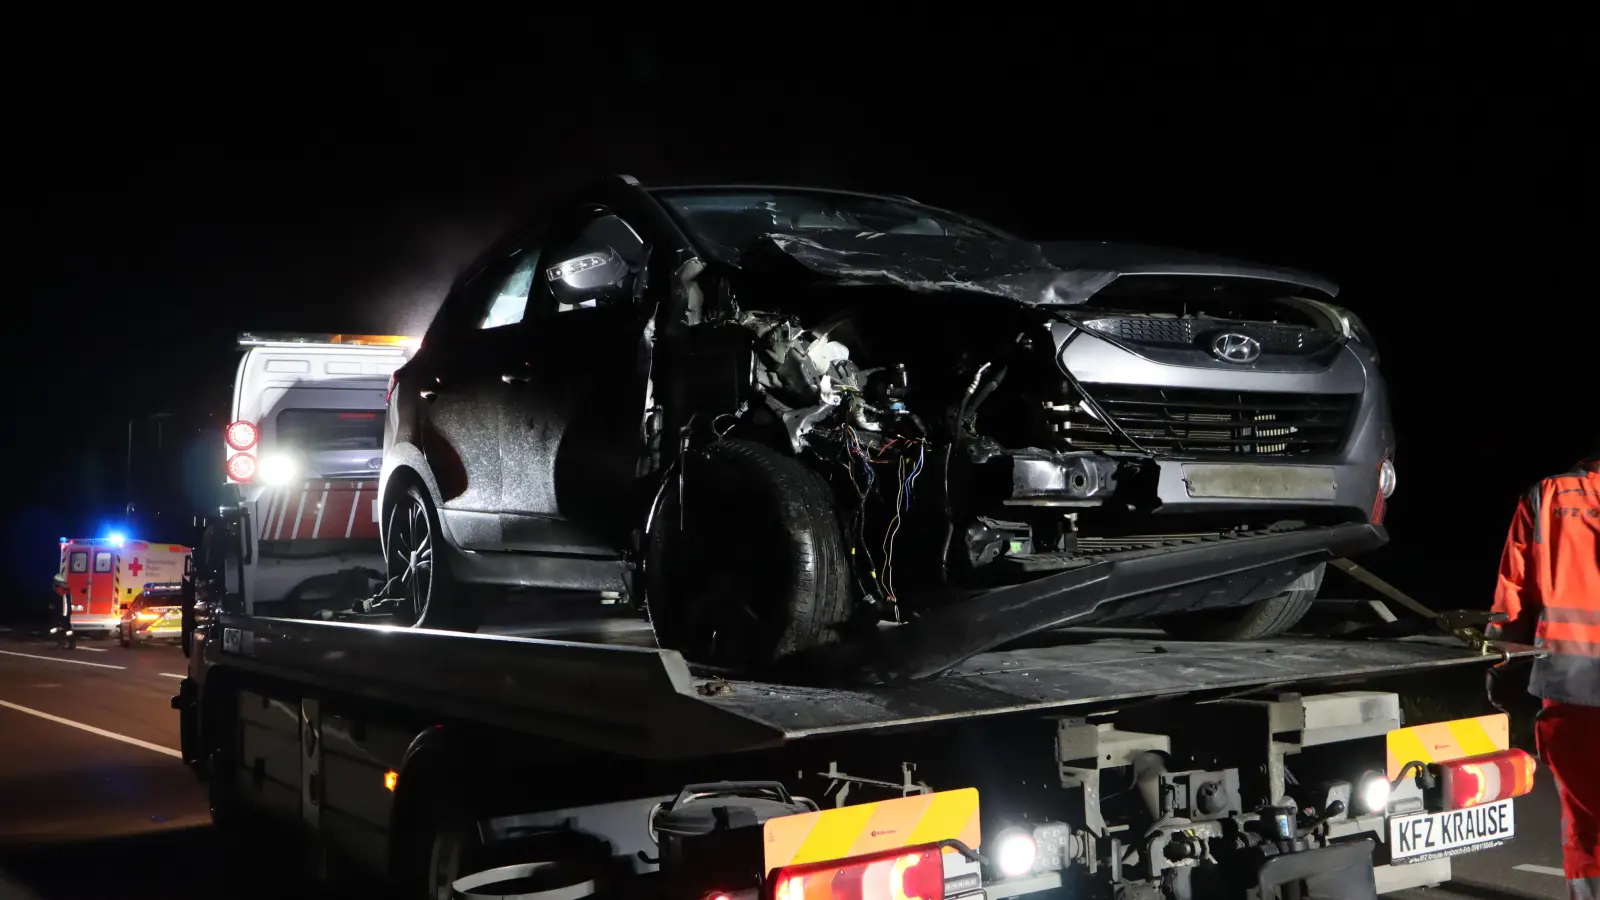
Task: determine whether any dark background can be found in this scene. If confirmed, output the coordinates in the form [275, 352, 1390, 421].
[7, 16, 1588, 612]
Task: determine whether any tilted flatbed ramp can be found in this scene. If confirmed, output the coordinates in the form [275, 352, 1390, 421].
[206, 613, 1535, 761]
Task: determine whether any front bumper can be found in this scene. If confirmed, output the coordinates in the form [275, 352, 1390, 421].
[793, 522, 1388, 684]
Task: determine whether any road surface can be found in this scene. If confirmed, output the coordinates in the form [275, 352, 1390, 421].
[0, 627, 1573, 900]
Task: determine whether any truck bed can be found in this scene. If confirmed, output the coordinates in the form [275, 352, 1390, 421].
[203, 612, 1534, 761]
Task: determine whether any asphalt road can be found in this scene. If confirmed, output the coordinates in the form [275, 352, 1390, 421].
[0, 626, 1575, 900]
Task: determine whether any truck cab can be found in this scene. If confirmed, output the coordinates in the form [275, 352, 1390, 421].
[218, 332, 415, 617]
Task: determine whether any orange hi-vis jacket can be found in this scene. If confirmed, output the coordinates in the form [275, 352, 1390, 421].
[1490, 458, 1600, 706]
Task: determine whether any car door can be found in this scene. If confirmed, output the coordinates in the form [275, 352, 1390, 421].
[497, 203, 655, 555]
[407, 253, 533, 550]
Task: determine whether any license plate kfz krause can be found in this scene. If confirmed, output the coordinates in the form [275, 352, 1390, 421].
[1389, 799, 1515, 863]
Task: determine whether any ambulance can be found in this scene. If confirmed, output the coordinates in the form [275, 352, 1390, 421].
[219, 332, 416, 617]
[57, 536, 192, 635]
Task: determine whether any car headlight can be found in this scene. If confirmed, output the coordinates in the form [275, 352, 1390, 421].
[259, 453, 299, 487]
[1358, 771, 1391, 814]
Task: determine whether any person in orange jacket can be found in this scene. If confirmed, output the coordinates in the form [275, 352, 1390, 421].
[1486, 450, 1599, 900]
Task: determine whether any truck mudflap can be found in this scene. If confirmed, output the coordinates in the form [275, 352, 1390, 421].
[786, 522, 1389, 685]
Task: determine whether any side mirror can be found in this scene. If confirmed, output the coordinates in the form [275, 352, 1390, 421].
[546, 249, 632, 306]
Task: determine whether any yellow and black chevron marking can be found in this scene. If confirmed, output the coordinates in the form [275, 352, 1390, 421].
[1387, 713, 1508, 780]
[763, 788, 981, 873]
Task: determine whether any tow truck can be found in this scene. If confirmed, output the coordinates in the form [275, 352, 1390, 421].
[220, 332, 415, 619]
[175, 500, 1542, 900]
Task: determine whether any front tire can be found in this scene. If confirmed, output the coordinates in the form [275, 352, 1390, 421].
[1158, 563, 1325, 641]
[385, 480, 480, 632]
[646, 439, 853, 668]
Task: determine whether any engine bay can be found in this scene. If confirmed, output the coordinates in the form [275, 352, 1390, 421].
[673, 275, 1361, 622]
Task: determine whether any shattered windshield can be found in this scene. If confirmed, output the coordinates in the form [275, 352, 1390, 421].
[654, 189, 1006, 261]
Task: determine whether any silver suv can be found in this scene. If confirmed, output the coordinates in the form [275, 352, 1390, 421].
[381, 176, 1394, 677]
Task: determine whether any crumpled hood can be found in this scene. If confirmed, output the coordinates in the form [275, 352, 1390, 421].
[733, 231, 1338, 305]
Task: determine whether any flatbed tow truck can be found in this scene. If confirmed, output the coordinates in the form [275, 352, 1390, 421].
[175, 508, 1542, 900]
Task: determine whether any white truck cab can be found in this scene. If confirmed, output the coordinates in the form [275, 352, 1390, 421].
[220, 332, 416, 616]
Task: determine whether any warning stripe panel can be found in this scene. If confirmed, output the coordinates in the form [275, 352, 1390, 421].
[1386, 713, 1508, 780]
[259, 480, 381, 540]
[762, 788, 981, 873]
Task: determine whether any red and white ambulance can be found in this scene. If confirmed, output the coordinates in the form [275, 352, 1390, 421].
[220, 333, 416, 616]
[57, 537, 192, 635]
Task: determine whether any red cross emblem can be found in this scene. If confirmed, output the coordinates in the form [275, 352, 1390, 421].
[127, 558, 143, 577]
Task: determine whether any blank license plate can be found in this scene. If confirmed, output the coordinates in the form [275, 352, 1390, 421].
[1389, 799, 1514, 863]
[1181, 464, 1338, 501]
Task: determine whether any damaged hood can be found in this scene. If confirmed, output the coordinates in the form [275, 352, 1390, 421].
[734, 231, 1339, 306]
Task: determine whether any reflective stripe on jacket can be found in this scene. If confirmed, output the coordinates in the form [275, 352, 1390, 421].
[1490, 458, 1600, 706]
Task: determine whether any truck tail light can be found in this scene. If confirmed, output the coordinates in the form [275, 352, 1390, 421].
[227, 453, 257, 482]
[769, 844, 944, 900]
[226, 420, 259, 451]
[1435, 748, 1536, 810]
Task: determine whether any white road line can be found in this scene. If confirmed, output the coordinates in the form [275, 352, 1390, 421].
[160, 673, 185, 679]
[79, 646, 108, 652]
[0, 649, 126, 670]
[1513, 864, 1566, 877]
[0, 699, 181, 758]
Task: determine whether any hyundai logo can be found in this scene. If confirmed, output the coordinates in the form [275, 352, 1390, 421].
[1210, 332, 1262, 364]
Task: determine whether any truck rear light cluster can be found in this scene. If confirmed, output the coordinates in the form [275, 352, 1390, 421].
[769, 844, 944, 900]
[226, 420, 260, 482]
[1434, 748, 1536, 810]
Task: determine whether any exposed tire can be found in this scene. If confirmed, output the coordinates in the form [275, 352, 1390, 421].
[1158, 563, 1325, 641]
[646, 439, 853, 668]
[118, 626, 130, 648]
[385, 479, 481, 633]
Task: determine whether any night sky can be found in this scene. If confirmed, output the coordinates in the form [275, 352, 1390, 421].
[8, 17, 1589, 610]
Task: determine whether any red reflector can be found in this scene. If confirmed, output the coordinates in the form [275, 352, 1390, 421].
[338, 412, 377, 419]
[227, 453, 257, 482]
[1436, 748, 1536, 810]
[769, 844, 944, 900]
[225, 420, 259, 451]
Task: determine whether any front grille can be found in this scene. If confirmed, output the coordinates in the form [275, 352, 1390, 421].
[1082, 316, 1339, 356]
[1056, 384, 1359, 457]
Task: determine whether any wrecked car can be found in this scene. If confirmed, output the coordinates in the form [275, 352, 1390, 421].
[380, 175, 1395, 674]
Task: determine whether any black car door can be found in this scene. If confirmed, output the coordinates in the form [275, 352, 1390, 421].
[497, 204, 654, 556]
[409, 252, 536, 550]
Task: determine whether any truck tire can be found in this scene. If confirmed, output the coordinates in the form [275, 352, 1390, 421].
[1158, 563, 1325, 641]
[646, 439, 853, 668]
[386, 480, 481, 633]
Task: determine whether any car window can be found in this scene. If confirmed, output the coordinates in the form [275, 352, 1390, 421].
[94, 551, 112, 573]
[69, 551, 87, 573]
[478, 250, 541, 329]
[535, 211, 646, 315]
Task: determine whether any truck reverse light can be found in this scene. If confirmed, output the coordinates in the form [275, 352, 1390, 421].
[1435, 749, 1536, 811]
[769, 844, 944, 900]
[227, 453, 257, 482]
[226, 420, 259, 451]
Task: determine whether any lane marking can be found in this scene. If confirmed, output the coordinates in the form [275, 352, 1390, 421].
[0, 649, 126, 670]
[160, 673, 185, 679]
[1513, 864, 1566, 877]
[79, 647, 109, 652]
[0, 699, 181, 758]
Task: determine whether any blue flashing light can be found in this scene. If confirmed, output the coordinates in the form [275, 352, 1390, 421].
[60, 537, 68, 544]
[107, 531, 126, 547]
